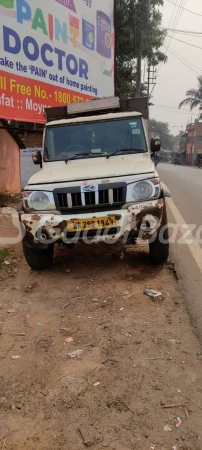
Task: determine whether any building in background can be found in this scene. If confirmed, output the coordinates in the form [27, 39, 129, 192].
[185, 121, 202, 165]
[0, 120, 43, 193]
[0, 120, 25, 193]
[171, 122, 202, 166]
[179, 132, 187, 165]
[186, 123, 195, 165]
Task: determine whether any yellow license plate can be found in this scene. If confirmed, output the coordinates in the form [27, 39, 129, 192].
[67, 216, 116, 232]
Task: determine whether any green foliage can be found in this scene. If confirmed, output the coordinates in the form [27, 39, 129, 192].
[149, 119, 175, 150]
[116, 0, 167, 98]
[0, 249, 9, 267]
[179, 76, 202, 119]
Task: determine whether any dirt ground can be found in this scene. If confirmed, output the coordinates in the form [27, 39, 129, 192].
[0, 212, 202, 450]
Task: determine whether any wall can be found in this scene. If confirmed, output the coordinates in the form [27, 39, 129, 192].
[18, 131, 43, 149]
[0, 121, 21, 193]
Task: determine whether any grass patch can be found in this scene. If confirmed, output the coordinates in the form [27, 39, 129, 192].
[0, 248, 9, 267]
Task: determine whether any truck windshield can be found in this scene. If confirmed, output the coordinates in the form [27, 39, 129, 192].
[44, 118, 147, 161]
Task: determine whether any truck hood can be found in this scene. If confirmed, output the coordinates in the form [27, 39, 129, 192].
[28, 154, 155, 185]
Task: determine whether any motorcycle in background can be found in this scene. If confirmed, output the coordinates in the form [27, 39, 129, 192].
[154, 154, 160, 167]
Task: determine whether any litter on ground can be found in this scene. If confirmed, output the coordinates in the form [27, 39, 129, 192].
[175, 417, 182, 429]
[68, 349, 83, 358]
[164, 425, 172, 432]
[144, 289, 162, 298]
[65, 337, 73, 343]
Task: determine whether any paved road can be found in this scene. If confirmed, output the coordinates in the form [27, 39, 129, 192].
[159, 163, 202, 343]
[159, 164, 202, 237]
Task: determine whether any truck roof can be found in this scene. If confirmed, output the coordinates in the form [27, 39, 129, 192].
[45, 111, 143, 127]
[45, 97, 148, 123]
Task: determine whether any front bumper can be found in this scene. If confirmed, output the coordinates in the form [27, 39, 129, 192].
[21, 199, 165, 247]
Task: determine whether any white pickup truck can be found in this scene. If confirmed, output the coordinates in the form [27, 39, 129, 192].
[20, 97, 170, 270]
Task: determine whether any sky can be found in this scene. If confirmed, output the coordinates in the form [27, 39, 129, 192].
[149, 0, 202, 135]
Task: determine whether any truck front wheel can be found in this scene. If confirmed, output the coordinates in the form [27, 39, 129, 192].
[22, 243, 54, 271]
[149, 207, 169, 264]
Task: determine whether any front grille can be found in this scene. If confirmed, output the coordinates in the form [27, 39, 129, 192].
[85, 191, 96, 206]
[99, 189, 109, 204]
[72, 193, 82, 207]
[113, 187, 124, 203]
[57, 193, 67, 209]
[54, 183, 126, 212]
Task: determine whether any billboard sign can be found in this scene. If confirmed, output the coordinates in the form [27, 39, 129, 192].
[0, 0, 115, 123]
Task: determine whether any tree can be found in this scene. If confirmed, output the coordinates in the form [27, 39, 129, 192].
[149, 119, 175, 150]
[116, 0, 167, 98]
[179, 76, 202, 118]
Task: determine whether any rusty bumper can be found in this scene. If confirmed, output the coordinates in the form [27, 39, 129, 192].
[21, 199, 165, 247]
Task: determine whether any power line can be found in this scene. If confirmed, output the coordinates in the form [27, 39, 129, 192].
[167, 47, 201, 75]
[166, 0, 202, 17]
[165, 28, 202, 36]
[157, 0, 183, 72]
[169, 46, 202, 72]
[152, 0, 186, 96]
[152, 105, 199, 115]
[167, 35, 202, 49]
[174, 1, 187, 37]
[164, 0, 185, 53]
[154, 103, 197, 112]
[161, 0, 179, 56]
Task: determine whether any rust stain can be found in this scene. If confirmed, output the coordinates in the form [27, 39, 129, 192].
[136, 207, 160, 222]
[136, 201, 163, 223]
[22, 220, 32, 233]
[31, 214, 42, 221]
[108, 214, 121, 220]
[141, 231, 154, 240]
[53, 220, 67, 232]
[135, 200, 164, 237]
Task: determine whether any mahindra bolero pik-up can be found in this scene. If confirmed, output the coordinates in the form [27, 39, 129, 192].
[19, 97, 170, 270]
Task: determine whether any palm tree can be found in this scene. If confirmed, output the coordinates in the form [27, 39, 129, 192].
[179, 75, 202, 118]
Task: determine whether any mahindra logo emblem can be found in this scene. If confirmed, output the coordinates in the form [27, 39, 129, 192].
[83, 185, 96, 192]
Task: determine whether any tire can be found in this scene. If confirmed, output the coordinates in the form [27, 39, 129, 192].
[22, 242, 54, 271]
[149, 206, 169, 265]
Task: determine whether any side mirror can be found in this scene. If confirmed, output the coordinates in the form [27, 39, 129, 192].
[32, 151, 42, 168]
[151, 138, 161, 153]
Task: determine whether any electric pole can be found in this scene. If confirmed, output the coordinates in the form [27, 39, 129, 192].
[136, 53, 142, 96]
[147, 66, 157, 114]
[147, 0, 152, 118]
[136, 0, 152, 97]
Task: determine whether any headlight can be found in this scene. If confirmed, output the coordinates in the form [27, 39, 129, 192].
[23, 191, 56, 211]
[127, 179, 160, 202]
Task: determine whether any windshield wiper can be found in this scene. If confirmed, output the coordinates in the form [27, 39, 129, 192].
[106, 148, 146, 159]
[65, 152, 90, 164]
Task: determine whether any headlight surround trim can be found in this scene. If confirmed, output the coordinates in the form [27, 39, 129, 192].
[127, 179, 160, 203]
[23, 191, 56, 211]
